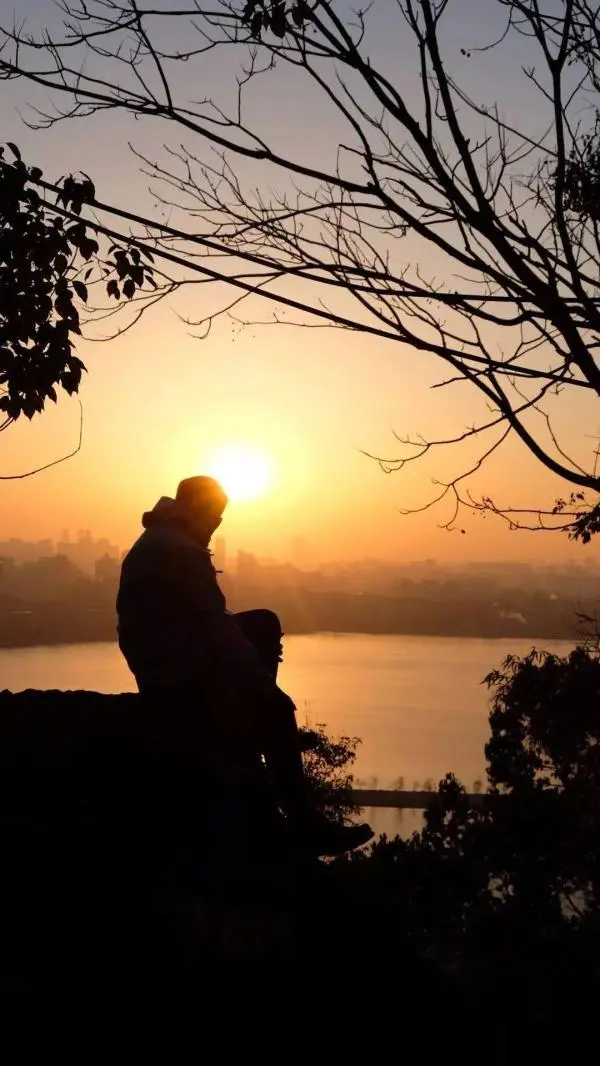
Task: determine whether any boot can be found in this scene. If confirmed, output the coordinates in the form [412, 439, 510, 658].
[290, 809, 374, 856]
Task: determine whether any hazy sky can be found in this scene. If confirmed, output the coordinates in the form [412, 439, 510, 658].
[1, 0, 598, 566]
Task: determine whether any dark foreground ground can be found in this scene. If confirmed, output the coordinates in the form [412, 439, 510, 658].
[0, 688, 597, 1057]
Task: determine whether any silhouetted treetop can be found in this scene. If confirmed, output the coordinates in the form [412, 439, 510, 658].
[0, 146, 156, 427]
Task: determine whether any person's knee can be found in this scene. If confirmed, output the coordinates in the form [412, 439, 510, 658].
[253, 609, 282, 642]
[235, 608, 283, 675]
[238, 608, 282, 646]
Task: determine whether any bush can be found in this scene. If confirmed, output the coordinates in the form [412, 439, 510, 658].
[332, 642, 600, 1045]
[300, 724, 360, 823]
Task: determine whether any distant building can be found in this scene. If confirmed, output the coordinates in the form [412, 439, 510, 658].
[57, 530, 120, 574]
[94, 554, 121, 584]
[0, 538, 56, 564]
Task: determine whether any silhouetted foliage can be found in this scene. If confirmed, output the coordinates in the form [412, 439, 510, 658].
[0, 145, 88, 422]
[340, 642, 600, 1001]
[241, 0, 310, 39]
[301, 724, 359, 823]
[570, 496, 600, 542]
[564, 117, 600, 223]
[0, 147, 155, 425]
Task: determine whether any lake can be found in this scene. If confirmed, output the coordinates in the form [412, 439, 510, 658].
[0, 633, 573, 836]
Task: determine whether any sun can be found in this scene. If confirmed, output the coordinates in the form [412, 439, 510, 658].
[204, 443, 275, 502]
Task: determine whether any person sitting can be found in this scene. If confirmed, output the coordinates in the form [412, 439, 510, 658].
[116, 475, 373, 857]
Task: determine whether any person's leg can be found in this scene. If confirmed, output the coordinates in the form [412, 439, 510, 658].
[235, 608, 319, 751]
[233, 610, 373, 855]
[233, 609, 283, 680]
[234, 609, 310, 796]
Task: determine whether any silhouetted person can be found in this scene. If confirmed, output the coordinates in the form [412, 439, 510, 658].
[117, 476, 373, 857]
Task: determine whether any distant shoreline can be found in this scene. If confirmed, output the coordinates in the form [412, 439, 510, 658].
[0, 628, 578, 652]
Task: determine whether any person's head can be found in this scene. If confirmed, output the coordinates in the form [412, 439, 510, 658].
[175, 475, 228, 544]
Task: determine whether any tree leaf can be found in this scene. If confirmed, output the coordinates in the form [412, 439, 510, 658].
[80, 237, 99, 260]
[72, 280, 88, 303]
[271, 3, 287, 37]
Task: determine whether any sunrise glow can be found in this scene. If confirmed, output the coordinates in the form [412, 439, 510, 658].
[204, 443, 275, 503]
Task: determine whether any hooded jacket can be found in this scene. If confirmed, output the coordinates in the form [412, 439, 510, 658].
[116, 497, 277, 698]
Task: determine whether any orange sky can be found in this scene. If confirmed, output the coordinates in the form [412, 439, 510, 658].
[2, 312, 595, 567]
[1, 1, 598, 568]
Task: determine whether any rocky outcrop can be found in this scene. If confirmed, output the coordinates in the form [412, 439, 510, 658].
[0, 688, 182, 820]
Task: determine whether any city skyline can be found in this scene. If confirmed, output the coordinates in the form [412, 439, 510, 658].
[2, 526, 600, 579]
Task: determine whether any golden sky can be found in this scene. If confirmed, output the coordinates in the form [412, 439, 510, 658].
[1, 1, 598, 567]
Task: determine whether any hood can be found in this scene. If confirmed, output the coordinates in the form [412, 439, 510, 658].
[141, 496, 188, 530]
[141, 496, 213, 549]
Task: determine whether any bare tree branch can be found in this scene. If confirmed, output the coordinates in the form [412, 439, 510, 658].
[0, 400, 83, 479]
[1, 0, 600, 526]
